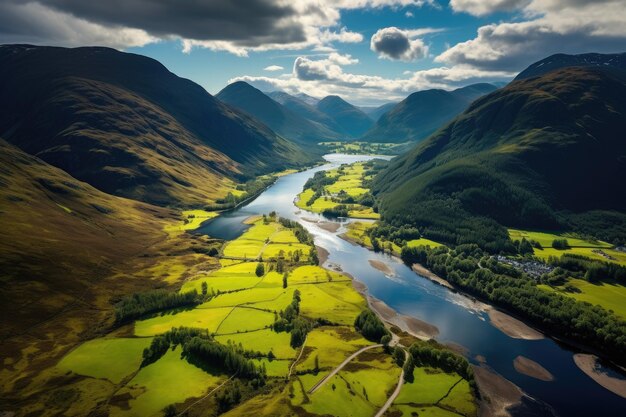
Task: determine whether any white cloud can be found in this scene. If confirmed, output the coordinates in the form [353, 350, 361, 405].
[370, 27, 428, 61]
[232, 53, 513, 105]
[439, 0, 626, 71]
[405, 11, 414, 17]
[0, 0, 433, 54]
[264, 65, 285, 71]
[449, 0, 530, 16]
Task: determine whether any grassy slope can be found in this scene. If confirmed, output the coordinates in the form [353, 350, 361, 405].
[374, 66, 626, 249]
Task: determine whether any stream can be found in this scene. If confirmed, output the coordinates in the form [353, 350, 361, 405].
[196, 154, 626, 417]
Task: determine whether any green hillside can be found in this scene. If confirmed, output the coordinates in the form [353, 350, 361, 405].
[361, 83, 497, 143]
[373, 67, 626, 251]
[0, 45, 315, 207]
[316, 95, 374, 138]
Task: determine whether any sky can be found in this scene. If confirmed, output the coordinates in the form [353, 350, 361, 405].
[1, 1, 625, 105]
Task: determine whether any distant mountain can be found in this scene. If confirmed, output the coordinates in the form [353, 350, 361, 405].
[362, 83, 497, 143]
[515, 52, 626, 80]
[373, 66, 626, 250]
[217, 82, 341, 144]
[266, 91, 344, 134]
[360, 102, 398, 122]
[295, 92, 319, 106]
[0, 45, 314, 206]
[316, 96, 374, 138]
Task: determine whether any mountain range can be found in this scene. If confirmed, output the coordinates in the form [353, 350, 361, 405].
[0, 45, 314, 207]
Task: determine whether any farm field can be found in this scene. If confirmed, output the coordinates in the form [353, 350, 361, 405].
[51, 214, 476, 416]
[296, 162, 380, 219]
[318, 141, 405, 155]
[538, 278, 626, 319]
[509, 229, 625, 265]
[391, 367, 476, 417]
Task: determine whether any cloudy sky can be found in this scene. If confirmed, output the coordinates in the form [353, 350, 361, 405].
[1, 0, 625, 105]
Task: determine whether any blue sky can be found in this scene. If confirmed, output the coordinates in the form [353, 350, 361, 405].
[2, 0, 625, 105]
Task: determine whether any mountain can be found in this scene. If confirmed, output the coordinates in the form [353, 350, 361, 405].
[316, 96, 374, 138]
[295, 92, 319, 106]
[515, 52, 626, 80]
[217, 82, 342, 144]
[360, 102, 398, 122]
[373, 66, 626, 251]
[266, 91, 344, 133]
[0, 45, 314, 207]
[361, 83, 497, 143]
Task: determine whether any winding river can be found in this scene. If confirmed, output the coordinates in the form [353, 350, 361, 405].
[197, 154, 626, 417]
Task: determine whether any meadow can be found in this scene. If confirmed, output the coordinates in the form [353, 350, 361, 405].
[538, 278, 626, 319]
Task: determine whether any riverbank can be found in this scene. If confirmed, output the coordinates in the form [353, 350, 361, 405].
[574, 354, 626, 399]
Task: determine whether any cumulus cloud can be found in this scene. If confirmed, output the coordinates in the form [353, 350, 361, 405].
[0, 0, 430, 54]
[232, 53, 513, 104]
[370, 27, 428, 61]
[264, 65, 285, 71]
[439, 0, 626, 71]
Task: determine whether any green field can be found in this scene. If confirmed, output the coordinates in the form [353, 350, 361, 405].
[111, 347, 224, 417]
[509, 229, 625, 266]
[216, 307, 276, 334]
[538, 278, 626, 319]
[392, 367, 477, 417]
[216, 329, 296, 359]
[57, 338, 152, 384]
[317, 141, 405, 156]
[297, 327, 369, 371]
[134, 306, 233, 336]
[295, 163, 380, 219]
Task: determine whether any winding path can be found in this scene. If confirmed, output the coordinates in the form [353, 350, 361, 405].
[307, 343, 382, 394]
[374, 349, 409, 417]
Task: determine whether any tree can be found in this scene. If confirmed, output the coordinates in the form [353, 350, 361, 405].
[255, 262, 265, 277]
[314, 355, 320, 374]
[393, 347, 405, 366]
[552, 238, 570, 250]
[276, 258, 285, 273]
[282, 272, 288, 289]
[372, 238, 381, 252]
[163, 404, 177, 417]
[201, 281, 208, 296]
[518, 238, 534, 255]
[403, 354, 415, 383]
[381, 334, 392, 353]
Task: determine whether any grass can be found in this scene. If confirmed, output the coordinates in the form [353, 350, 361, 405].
[407, 238, 444, 249]
[538, 278, 626, 319]
[164, 210, 219, 235]
[216, 307, 276, 334]
[318, 141, 404, 155]
[295, 163, 381, 219]
[252, 358, 291, 377]
[112, 347, 223, 417]
[201, 287, 287, 308]
[393, 367, 477, 417]
[297, 327, 370, 372]
[57, 338, 152, 384]
[215, 329, 296, 359]
[298, 349, 401, 416]
[298, 282, 366, 325]
[180, 262, 262, 293]
[262, 242, 311, 259]
[134, 307, 233, 336]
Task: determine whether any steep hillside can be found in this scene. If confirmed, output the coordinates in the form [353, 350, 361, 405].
[316, 95, 374, 138]
[362, 83, 497, 143]
[515, 52, 626, 80]
[0, 45, 314, 207]
[217, 82, 340, 143]
[266, 90, 344, 133]
[373, 67, 626, 250]
[0, 137, 172, 350]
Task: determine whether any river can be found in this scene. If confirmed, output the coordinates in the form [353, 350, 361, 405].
[196, 154, 626, 417]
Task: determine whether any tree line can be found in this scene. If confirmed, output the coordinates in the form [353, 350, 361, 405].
[354, 309, 389, 343]
[114, 289, 203, 324]
[401, 245, 626, 363]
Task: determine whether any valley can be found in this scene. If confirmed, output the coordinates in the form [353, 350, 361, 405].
[1, 40, 626, 417]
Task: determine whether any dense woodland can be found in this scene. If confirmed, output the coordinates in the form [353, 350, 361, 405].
[354, 309, 389, 342]
[401, 245, 626, 363]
